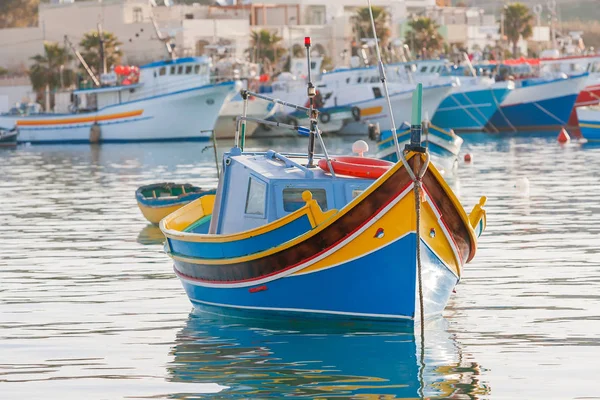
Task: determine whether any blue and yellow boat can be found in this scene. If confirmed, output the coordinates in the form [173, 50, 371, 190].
[136, 183, 216, 225]
[377, 122, 463, 168]
[159, 80, 486, 321]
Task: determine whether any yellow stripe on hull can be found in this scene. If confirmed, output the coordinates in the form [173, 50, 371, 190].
[359, 106, 383, 117]
[138, 202, 187, 225]
[293, 186, 460, 277]
[17, 110, 144, 126]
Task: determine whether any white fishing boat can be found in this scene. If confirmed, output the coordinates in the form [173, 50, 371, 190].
[0, 57, 235, 144]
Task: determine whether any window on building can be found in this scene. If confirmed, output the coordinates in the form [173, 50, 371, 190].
[245, 178, 267, 216]
[283, 188, 327, 212]
[133, 7, 143, 23]
[159, 67, 166, 76]
[185, 65, 192, 74]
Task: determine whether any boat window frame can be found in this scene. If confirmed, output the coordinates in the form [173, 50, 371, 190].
[244, 176, 268, 218]
[177, 65, 184, 74]
[170, 66, 176, 75]
[159, 67, 166, 76]
[194, 65, 200, 74]
[185, 65, 193, 74]
[282, 187, 328, 213]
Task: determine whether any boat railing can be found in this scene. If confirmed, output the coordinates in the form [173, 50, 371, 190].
[265, 150, 314, 178]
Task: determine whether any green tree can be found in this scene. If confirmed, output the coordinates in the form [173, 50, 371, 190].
[0, 0, 38, 29]
[249, 29, 285, 65]
[29, 42, 75, 109]
[352, 6, 391, 62]
[79, 30, 123, 76]
[502, 3, 533, 57]
[404, 17, 444, 58]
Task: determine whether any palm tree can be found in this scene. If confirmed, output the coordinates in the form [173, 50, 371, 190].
[404, 17, 444, 59]
[29, 42, 75, 108]
[502, 3, 533, 57]
[79, 30, 123, 76]
[250, 29, 285, 65]
[352, 6, 391, 63]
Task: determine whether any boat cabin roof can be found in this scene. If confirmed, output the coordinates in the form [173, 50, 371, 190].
[210, 148, 376, 235]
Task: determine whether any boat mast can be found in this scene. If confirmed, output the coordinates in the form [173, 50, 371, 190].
[64, 35, 100, 87]
[97, 23, 107, 76]
[366, 0, 402, 160]
[305, 36, 317, 168]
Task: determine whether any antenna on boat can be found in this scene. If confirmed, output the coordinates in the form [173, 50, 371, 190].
[366, 0, 402, 160]
[304, 36, 318, 168]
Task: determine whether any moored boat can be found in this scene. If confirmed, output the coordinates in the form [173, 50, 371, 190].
[577, 107, 600, 141]
[159, 37, 487, 322]
[136, 183, 216, 225]
[0, 126, 18, 148]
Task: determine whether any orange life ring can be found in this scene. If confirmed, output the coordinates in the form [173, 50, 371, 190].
[318, 156, 394, 179]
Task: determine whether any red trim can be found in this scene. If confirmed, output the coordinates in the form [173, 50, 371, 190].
[174, 182, 414, 285]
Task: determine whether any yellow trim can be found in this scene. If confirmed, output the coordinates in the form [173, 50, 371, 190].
[377, 129, 410, 146]
[580, 123, 600, 129]
[137, 202, 187, 225]
[161, 190, 337, 244]
[16, 110, 144, 126]
[359, 106, 383, 117]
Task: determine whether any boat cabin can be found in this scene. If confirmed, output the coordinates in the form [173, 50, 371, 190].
[73, 57, 212, 112]
[206, 148, 375, 235]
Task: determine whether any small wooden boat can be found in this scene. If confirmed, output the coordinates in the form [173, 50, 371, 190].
[136, 183, 216, 225]
[0, 126, 18, 148]
[577, 107, 600, 141]
[159, 41, 487, 321]
[376, 122, 463, 166]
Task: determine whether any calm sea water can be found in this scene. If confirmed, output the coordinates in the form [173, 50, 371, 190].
[1, 134, 599, 399]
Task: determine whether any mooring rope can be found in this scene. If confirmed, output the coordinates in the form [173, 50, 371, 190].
[400, 150, 430, 398]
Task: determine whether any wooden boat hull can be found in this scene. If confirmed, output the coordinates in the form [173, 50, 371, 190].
[161, 154, 486, 321]
[136, 183, 216, 225]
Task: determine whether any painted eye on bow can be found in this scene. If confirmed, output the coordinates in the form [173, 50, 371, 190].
[374, 228, 385, 239]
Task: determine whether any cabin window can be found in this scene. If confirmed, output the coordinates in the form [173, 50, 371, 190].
[194, 65, 200, 74]
[170, 66, 175, 75]
[283, 188, 327, 212]
[177, 66, 183, 74]
[430, 66, 436, 73]
[372, 87, 382, 99]
[357, 77, 362, 83]
[420, 66, 427, 73]
[185, 65, 193, 74]
[159, 67, 166, 76]
[245, 178, 267, 216]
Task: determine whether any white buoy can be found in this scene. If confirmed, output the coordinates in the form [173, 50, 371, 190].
[352, 140, 369, 157]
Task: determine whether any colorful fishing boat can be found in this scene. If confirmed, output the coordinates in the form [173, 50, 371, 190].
[577, 107, 600, 141]
[136, 183, 216, 225]
[159, 38, 487, 322]
[0, 126, 18, 148]
[376, 122, 463, 168]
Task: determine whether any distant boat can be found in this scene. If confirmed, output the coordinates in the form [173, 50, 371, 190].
[0, 57, 235, 144]
[0, 126, 17, 148]
[376, 122, 463, 168]
[136, 183, 216, 225]
[577, 107, 600, 141]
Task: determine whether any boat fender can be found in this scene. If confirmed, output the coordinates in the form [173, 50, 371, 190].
[319, 112, 331, 124]
[89, 122, 101, 144]
[351, 106, 361, 121]
[286, 116, 299, 128]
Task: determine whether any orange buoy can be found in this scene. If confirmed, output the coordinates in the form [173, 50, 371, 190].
[557, 128, 570, 143]
[464, 153, 472, 163]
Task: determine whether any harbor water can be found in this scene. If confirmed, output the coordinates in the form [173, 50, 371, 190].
[1, 134, 599, 399]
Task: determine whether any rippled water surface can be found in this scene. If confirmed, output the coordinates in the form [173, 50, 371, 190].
[1, 134, 599, 399]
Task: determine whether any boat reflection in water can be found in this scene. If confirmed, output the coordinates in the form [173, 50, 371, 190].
[167, 311, 490, 399]
[136, 224, 165, 245]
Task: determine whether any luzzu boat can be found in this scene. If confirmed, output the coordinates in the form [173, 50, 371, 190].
[376, 122, 463, 169]
[136, 183, 216, 225]
[577, 107, 600, 141]
[159, 39, 487, 322]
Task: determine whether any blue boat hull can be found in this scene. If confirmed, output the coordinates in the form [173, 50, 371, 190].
[487, 93, 578, 131]
[580, 121, 600, 141]
[432, 87, 510, 131]
[175, 234, 459, 321]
